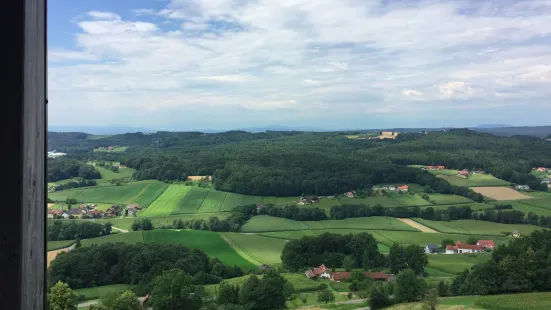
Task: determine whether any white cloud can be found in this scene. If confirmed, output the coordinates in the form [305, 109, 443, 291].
[48, 0, 551, 128]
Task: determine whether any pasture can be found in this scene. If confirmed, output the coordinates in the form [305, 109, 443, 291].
[438, 174, 510, 187]
[426, 193, 473, 204]
[526, 191, 551, 198]
[470, 186, 531, 201]
[48, 181, 168, 207]
[221, 192, 263, 211]
[427, 253, 490, 274]
[241, 215, 309, 232]
[95, 165, 134, 181]
[427, 169, 460, 176]
[473, 292, 551, 310]
[74, 284, 136, 301]
[520, 198, 551, 210]
[142, 230, 256, 269]
[140, 185, 193, 216]
[303, 217, 420, 231]
[498, 200, 551, 216]
[197, 190, 227, 213]
[81, 231, 144, 247]
[47, 240, 75, 251]
[222, 233, 287, 266]
[412, 218, 541, 236]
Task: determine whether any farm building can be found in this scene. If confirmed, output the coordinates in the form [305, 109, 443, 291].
[457, 169, 470, 176]
[298, 196, 321, 205]
[445, 241, 484, 254]
[477, 240, 495, 249]
[344, 192, 354, 198]
[330, 271, 393, 282]
[373, 185, 396, 192]
[305, 264, 330, 279]
[512, 230, 521, 238]
[424, 244, 440, 254]
[397, 185, 409, 191]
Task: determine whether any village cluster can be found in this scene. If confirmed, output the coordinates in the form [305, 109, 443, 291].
[47, 204, 142, 219]
[304, 264, 395, 282]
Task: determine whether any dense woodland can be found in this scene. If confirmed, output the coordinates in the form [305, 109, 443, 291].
[47, 221, 112, 241]
[49, 128, 551, 196]
[48, 158, 100, 182]
[451, 229, 551, 295]
[48, 243, 244, 293]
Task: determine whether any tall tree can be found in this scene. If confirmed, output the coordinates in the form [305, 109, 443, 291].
[369, 283, 392, 310]
[47, 281, 77, 310]
[394, 269, 426, 303]
[152, 268, 203, 310]
[112, 291, 143, 310]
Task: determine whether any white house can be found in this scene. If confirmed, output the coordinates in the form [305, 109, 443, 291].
[445, 242, 483, 254]
[515, 185, 530, 191]
[61, 213, 70, 219]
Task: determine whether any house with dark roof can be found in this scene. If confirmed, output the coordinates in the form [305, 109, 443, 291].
[424, 243, 440, 254]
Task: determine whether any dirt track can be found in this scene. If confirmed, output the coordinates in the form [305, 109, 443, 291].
[47, 203, 55, 208]
[47, 243, 75, 267]
[397, 218, 438, 233]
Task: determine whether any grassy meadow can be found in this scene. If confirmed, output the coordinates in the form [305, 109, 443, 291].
[49, 180, 168, 207]
[142, 230, 257, 269]
[436, 174, 510, 187]
[426, 193, 474, 204]
[222, 232, 287, 266]
[427, 253, 490, 274]
[47, 240, 75, 251]
[412, 218, 542, 236]
[81, 231, 144, 247]
[74, 284, 136, 301]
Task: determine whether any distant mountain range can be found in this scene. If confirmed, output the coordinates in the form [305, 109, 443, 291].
[48, 124, 551, 138]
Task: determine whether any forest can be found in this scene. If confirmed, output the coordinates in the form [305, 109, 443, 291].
[47, 221, 112, 241]
[47, 157, 100, 182]
[48, 243, 244, 293]
[48, 129, 551, 196]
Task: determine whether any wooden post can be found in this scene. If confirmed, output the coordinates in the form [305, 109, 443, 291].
[0, 0, 46, 309]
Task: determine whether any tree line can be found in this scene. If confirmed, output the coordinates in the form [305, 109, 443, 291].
[48, 243, 244, 295]
[47, 220, 112, 241]
[48, 157, 100, 182]
[51, 179, 97, 191]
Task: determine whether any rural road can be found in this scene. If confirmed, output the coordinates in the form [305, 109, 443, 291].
[112, 226, 129, 233]
[397, 218, 438, 233]
[47, 243, 76, 267]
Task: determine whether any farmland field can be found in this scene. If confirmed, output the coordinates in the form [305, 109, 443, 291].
[205, 273, 322, 296]
[262, 196, 301, 205]
[498, 200, 551, 216]
[412, 218, 541, 235]
[221, 193, 263, 211]
[197, 190, 227, 213]
[426, 193, 473, 204]
[49, 181, 168, 207]
[470, 186, 531, 200]
[526, 191, 551, 198]
[95, 165, 134, 181]
[81, 231, 144, 247]
[176, 187, 210, 214]
[427, 169, 460, 176]
[520, 198, 551, 210]
[140, 185, 192, 216]
[474, 292, 551, 310]
[222, 233, 287, 266]
[74, 284, 136, 301]
[428, 253, 490, 274]
[47, 240, 75, 250]
[241, 215, 309, 232]
[303, 217, 419, 231]
[142, 230, 256, 269]
[437, 174, 510, 187]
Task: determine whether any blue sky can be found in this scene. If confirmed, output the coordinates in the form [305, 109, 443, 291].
[48, 0, 551, 131]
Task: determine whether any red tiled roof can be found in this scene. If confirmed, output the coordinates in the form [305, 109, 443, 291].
[446, 245, 458, 251]
[313, 264, 329, 276]
[48, 210, 63, 215]
[477, 240, 495, 249]
[331, 272, 351, 281]
[454, 242, 483, 250]
[364, 272, 388, 280]
[398, 185, 408, 190]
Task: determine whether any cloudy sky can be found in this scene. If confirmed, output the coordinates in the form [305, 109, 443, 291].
[49, 0, 551, 131]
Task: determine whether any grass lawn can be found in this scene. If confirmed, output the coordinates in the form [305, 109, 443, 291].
[93, 146, 128, 153]
[221, 193, 263, 212]
[47, 240, 75, 250]
[424, 267, 456, 278]
[142, 230, 256, 269]
[49, 181, 168, 207]
[74, 284, 136, 301]
[81, 231, 144, 247]
[426, 194, 473, 204]
[412, 218, 542, 236]
[197, 190, 227, 213]
[427, 253, 490, 274]
[303, 217, 420, 231]
[437, 174, 510, 187]
[520, 198, 551, 210]
[222, 233, 287, 266]
[95, 165, 134, 181]
[498, 200, 551, 216]
[241, 216, 309, 232]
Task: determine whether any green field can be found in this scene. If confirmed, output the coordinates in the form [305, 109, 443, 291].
[473, 292, 551, 310]
[428, 202, 495, 211]
[49, 181, 168, 207]
[526, 191, 551, 198]
[520, 198, 551, 210]
[74, 284, 136, 301]
[95, 165, 135, 181]
[221, 193, 263, 211]
[81, 231, 144, 247]
[197, 190, 227, 213]
[142, 230, 256, 269]
[427, 169, 460, 176]
[428, 253, 490, 274]
[498, 200, 551, 216]
[241, 216, 309, 232]
[93, 146, 128, 153]
[426, 193, 473, 204]
[436, 174, 510, 187]
[205, 273, 322, 296]
[412, 218, 542, 236]
[303, 217, 419, 231]
[47, 240, 75, 250]
[262, 196, 301, 205]
[222, 233, 288, 266]
[140, 185, 192, 216]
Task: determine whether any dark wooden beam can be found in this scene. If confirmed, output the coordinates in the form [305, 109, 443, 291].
[0, 0, 46, 309]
